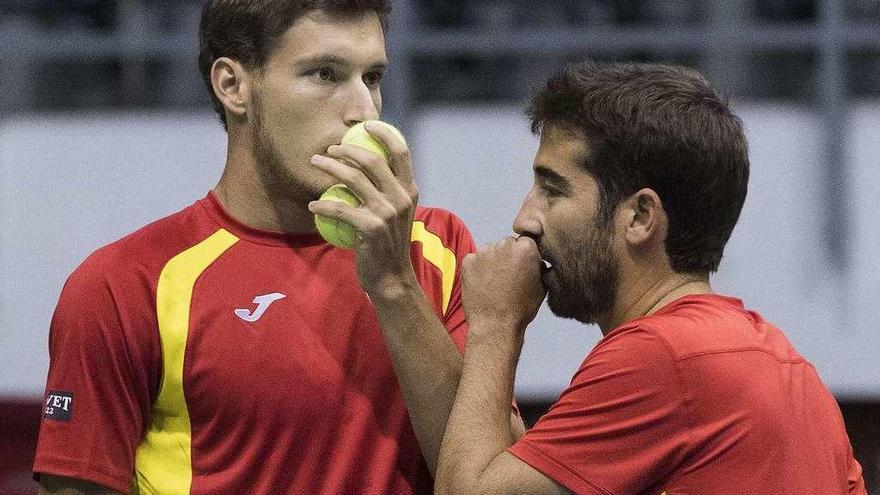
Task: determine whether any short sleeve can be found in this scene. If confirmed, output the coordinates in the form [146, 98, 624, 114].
[508, 327, 688, 495]
[411, 207, 477, 354]
[440, 218, 476, 355]
[33, 250, 161, 493]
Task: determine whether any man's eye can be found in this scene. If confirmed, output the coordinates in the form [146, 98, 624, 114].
[364, 71, 383, 87]
[541, 183, 563, 197]
[313, 67, 335, 81]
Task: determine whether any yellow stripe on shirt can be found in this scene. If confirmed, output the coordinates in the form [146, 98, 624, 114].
[133, 228, 239, 494]
[410, 221, 457, 315]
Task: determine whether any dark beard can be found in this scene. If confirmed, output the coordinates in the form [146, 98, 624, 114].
[545, 220, 619, 325]
[251, 93, 321, 203]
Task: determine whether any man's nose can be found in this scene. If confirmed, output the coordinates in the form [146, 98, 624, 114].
[512, 190, 543, 239]
[345, 80, 380, 125]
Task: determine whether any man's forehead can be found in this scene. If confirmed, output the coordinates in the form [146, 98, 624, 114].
[277, 9, 386, 60]
[535, 125, 590, 167]
[292, 9, 384, 38]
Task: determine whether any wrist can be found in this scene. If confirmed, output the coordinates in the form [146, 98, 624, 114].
[462, 325, 523, 394]
[365, 271, 421, 304]
[465, 320, 526, 350]
[466, 313, 528, 337]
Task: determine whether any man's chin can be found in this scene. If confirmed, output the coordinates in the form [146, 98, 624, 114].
[547, 292, 585, 322]
[546, 288, 606, 325]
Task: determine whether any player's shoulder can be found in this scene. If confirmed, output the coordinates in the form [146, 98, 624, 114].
[613, 294, 792, 361]
[413, 205, 474, 247]
[570, 322, 679, 393]
[70, 197, 218, 289]
[414, 205, 469, 230]
[601, 311, 702, 363]
[591, 320, 676, 366]
[590, 295, 735, 363]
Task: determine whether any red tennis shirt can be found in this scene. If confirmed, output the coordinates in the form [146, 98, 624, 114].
[34, 192, 476, 494]
[509, 294, 866, 495]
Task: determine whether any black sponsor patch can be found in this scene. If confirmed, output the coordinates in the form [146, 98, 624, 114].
[43, 391, 74, 422]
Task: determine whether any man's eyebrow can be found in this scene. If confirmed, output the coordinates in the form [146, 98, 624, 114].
[534, 165, 571, 191]
[296, 54, 387, 70]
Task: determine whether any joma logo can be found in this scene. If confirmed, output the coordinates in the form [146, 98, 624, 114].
[235, 292, 286, 322]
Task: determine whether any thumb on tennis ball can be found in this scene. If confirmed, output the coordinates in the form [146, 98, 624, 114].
[341, 120, 406, 160]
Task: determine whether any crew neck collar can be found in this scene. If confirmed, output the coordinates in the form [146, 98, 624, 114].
[200, 191, 327, 248]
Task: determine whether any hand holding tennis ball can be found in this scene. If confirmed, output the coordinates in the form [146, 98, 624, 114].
[315, 121, 407, 248]
[342, 120, 406, 159]
[315, 184, 361, 248]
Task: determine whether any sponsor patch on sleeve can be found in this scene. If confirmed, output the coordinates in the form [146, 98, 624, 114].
[43, 391, 74, 422]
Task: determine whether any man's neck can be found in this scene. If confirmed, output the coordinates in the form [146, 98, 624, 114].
[598, 271, 711, 335]
[213, 144, 318, 235]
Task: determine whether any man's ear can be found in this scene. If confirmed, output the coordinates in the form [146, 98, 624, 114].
[210, 57, 253, 122]
[622, 188, 666, 248]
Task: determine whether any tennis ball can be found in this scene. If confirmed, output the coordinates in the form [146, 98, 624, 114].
[315, 121, 406, 249]
[341, 120, 406, 158]
[315, 184, 361, 249]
